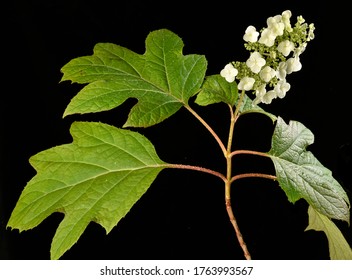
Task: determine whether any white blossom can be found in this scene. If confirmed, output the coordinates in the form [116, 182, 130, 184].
[254, 86, 276, 105]
[267, 15, 280, 27]
[259, 66, 276, 82]
[286, 56, 302, 74]
[229, 10, 314, 104]
[243, 26, 259, 42]
[277, 40, 295, 56]
[220, 63, 238, 82]
[274, 80, 291, 98]
[267, 16, 285, 36]
[238, 77, 255, 91]
[262, 90, 277, 104]
[253, 84, 266, 105]
[258, 28, 276, 47]
[258, 13, 287, 47]
[276, 62, 287, 80]
[246, 52, 266, 74]
[282, 10, 293, 32]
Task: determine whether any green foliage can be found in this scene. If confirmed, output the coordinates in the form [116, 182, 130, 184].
[195, 74, 238, 106]
[7, 28, 351, 259]
[195, 75, 277, 121]
[306, 206, 352, 259]
[7, 122, 166, 259]
[267, 117, 350, 223]
[235, 93, 277, 122]
[61, 29, 207, 127]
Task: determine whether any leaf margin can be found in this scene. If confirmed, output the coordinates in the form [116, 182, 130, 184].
[7, 121, 167, 259]
[305, 205, 352, 260]
[60, 29, 208, 128]
[267, 116, 350, 223]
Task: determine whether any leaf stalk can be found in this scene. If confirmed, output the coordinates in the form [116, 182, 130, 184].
[231, 173, 277, 184]
[165, 163, 226, 182]
[230, 149, 270, 158]
[184, 105, 227, 157]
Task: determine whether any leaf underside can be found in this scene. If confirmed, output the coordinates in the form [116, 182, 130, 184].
[268, 117, 350, 223]
[61, 29, 207, 127]
[306, 206, 352, 259]
[236, 93, 277, 122]
[7, 122, 166, 259]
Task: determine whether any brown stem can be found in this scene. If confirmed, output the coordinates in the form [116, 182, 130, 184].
[184, 105, 227, 157]
[225, 196, 251, 260]
[230, 149, 270, 158]
[165, 163, 227, 182]
[231, 173, 277, 183]
[166, 163, 254, 258]
[226, 172, 276, 259]
[224, 95, 252, 260]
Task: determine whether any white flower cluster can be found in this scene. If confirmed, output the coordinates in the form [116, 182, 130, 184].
[220, 10, 315, 105]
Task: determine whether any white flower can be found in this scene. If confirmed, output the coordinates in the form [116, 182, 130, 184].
[282, 10, 292, 19]
[254, 86, 276, 104]
[274, 80, 291, 98]
[233, 10, 314, 104]
[277, 40, 295, 56]
[267, 16, 285, 36]
[262, 90, 277, 104]
[276, 62, 287, 80]
[258, 28, 276, 47]
[253, 80, 291, 105]
[259, 14, 285, 47]
[220, 63, 238, 82]
[267, 15, 280, 27]
[253, 84, 266, 105]
[243, 26, 259, 42]
[238, 77, 255, 91]
[256, 84, 266, 96]
[286, 57, 302, 74]
[246, 52, 266, 74]
[259, 66, 276, 82]
[282, 10, 292, 32]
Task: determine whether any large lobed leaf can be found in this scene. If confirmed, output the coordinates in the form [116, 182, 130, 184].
[267, 117, 350, 223]
[61, 29, 207, 127]
[306, 206, 352, 259]
[7, 122, 166, 259]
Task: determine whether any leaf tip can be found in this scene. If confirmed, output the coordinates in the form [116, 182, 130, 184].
[62, 109, 70, 118]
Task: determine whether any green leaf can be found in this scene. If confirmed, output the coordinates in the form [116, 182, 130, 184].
[236, 93, 277, 122]
[61, 29, 207, 127]
[305, 205, 352, 259]
[267, 117, 350, 223]
[7, 122, 166, 259]
[195, 74, 238, 106]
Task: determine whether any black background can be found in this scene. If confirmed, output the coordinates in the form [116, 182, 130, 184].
[1, 0, 351, 260]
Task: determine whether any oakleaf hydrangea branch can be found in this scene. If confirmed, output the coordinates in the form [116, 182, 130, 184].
[219, 10, 315, 259]
[9, 6, 352, 261]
